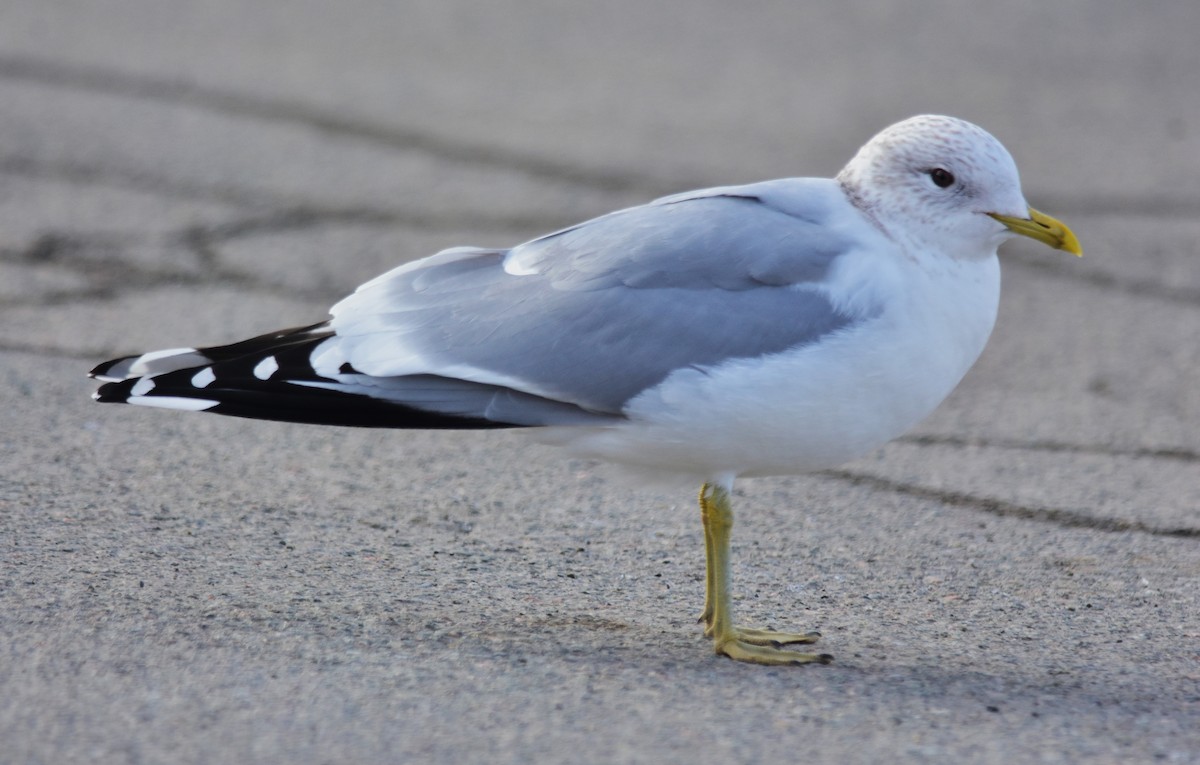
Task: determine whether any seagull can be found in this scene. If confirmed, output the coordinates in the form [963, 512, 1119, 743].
[90, 115, 1081, 665]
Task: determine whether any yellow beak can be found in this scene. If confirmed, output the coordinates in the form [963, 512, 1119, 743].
[988, 207, 1082, 256]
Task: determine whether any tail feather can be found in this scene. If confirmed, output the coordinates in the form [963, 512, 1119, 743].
[89, 323, 525, 430]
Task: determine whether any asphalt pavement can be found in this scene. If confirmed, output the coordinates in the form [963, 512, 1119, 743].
[1, 2, 1198, 763]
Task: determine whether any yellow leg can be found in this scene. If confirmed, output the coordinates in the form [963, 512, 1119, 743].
[698, 483, 716, 628]
[698, 482, 831, 665]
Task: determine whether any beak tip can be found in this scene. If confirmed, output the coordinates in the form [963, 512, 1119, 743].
[1059, 232, 1084, 258]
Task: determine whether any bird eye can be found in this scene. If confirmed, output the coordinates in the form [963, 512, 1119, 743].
[929, 168, 955, 188]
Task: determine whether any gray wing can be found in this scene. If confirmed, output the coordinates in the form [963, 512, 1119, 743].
[324, 179, 874, 418]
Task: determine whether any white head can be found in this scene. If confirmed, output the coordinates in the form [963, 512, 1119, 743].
[837, 115, 1079, 259]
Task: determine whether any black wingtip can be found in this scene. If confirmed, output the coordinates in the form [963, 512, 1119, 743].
[92, 379, 133, 403]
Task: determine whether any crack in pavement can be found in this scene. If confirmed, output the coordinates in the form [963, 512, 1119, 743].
[0, 155, 568, 236]
[0, 53, 672, 197]
[0, 232, 171, 308]
[1009, 253, 1200, 308]
[0, 154, 280, 210]
[897, 434, 1200, 464]
[0, 230, 337, 310]
[823, 469, 1200, 539]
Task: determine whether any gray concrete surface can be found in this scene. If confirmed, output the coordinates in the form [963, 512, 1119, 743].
[2, 2, 1198, 763]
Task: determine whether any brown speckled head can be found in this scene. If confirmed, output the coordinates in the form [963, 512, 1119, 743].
[837, 115, 1030, 259]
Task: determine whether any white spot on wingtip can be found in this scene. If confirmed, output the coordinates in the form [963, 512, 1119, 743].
[253, 355, 279, 381]
[128, 396, 218, 411]
[130, 377, 156, 397]
[191, 367, 217, 388]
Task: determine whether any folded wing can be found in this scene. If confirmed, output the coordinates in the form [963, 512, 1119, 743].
[92, 179, 875, 428]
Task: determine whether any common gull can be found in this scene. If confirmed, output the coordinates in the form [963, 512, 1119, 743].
[91, 115, 1081, 665]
